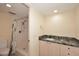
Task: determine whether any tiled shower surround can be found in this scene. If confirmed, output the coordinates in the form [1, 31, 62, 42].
[12, 17, 28, 53]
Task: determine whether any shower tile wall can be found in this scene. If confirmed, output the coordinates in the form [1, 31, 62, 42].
[13, 17, 28, 51]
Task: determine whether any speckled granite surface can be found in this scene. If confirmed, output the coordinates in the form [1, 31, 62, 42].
[39, 35, 79, 47]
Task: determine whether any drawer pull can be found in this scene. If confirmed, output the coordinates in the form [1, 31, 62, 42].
[68, 53, 70, 55]
[68, 48, 70, 49]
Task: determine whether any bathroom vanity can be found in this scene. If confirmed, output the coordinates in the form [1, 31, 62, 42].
[39, 35, 79, 56]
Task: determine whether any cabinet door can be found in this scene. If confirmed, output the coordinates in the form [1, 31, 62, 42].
[49, 43, 61, 56]
[69, 46, 79, 56]
[60, 45, 70, 56]
[39, 41, 49, 56]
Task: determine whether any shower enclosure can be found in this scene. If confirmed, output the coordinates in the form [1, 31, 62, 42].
[0, 3, 29, 56]
[11, 16, 29, 56]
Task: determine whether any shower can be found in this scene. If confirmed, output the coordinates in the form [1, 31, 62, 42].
[7, 4, 29, 56]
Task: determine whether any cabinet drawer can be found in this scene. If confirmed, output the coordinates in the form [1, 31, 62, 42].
[68, 46, 79, 56]
[39, 41, 49, 56]
[39, 40, 79, 56]
[60, 45, 70, 56]
[49, 43, 61, 56]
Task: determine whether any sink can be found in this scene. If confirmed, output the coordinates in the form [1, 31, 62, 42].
[45, 38, 55, 41]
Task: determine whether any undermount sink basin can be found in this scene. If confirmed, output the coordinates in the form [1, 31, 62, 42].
[45, 38, 55, 41]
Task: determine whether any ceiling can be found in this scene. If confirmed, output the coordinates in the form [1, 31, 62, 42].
[31, 3, 79, 16]
[0, 3, 79, 17]
[0, 3, 29, 18]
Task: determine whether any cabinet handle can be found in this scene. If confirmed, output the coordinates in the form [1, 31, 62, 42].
[28, 40, 30, 42]
[68, 48, 70, 49]
[68, 53, 70, 55]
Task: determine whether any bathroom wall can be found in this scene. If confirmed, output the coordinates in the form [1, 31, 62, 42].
[0, 11, 12, 47]
[29, 7, 45, 55]
[75, 7, 79, 39]
[28, 7, 79, 55]
[28, 5, 79, 56]
[42, 9, 77, 37]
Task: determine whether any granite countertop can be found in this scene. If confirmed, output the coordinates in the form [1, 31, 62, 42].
[39, 35, 79, 47]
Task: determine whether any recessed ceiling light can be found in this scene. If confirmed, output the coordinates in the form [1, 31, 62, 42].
[53, 10, 58, 13]
[6, 4, 11, 7]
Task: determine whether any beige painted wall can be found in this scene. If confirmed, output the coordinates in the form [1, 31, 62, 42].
[43, 10, 77, 37]
[0, 12, 12, 47]
[29, 7, 45, 55]
[75, 7, 79, 39]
